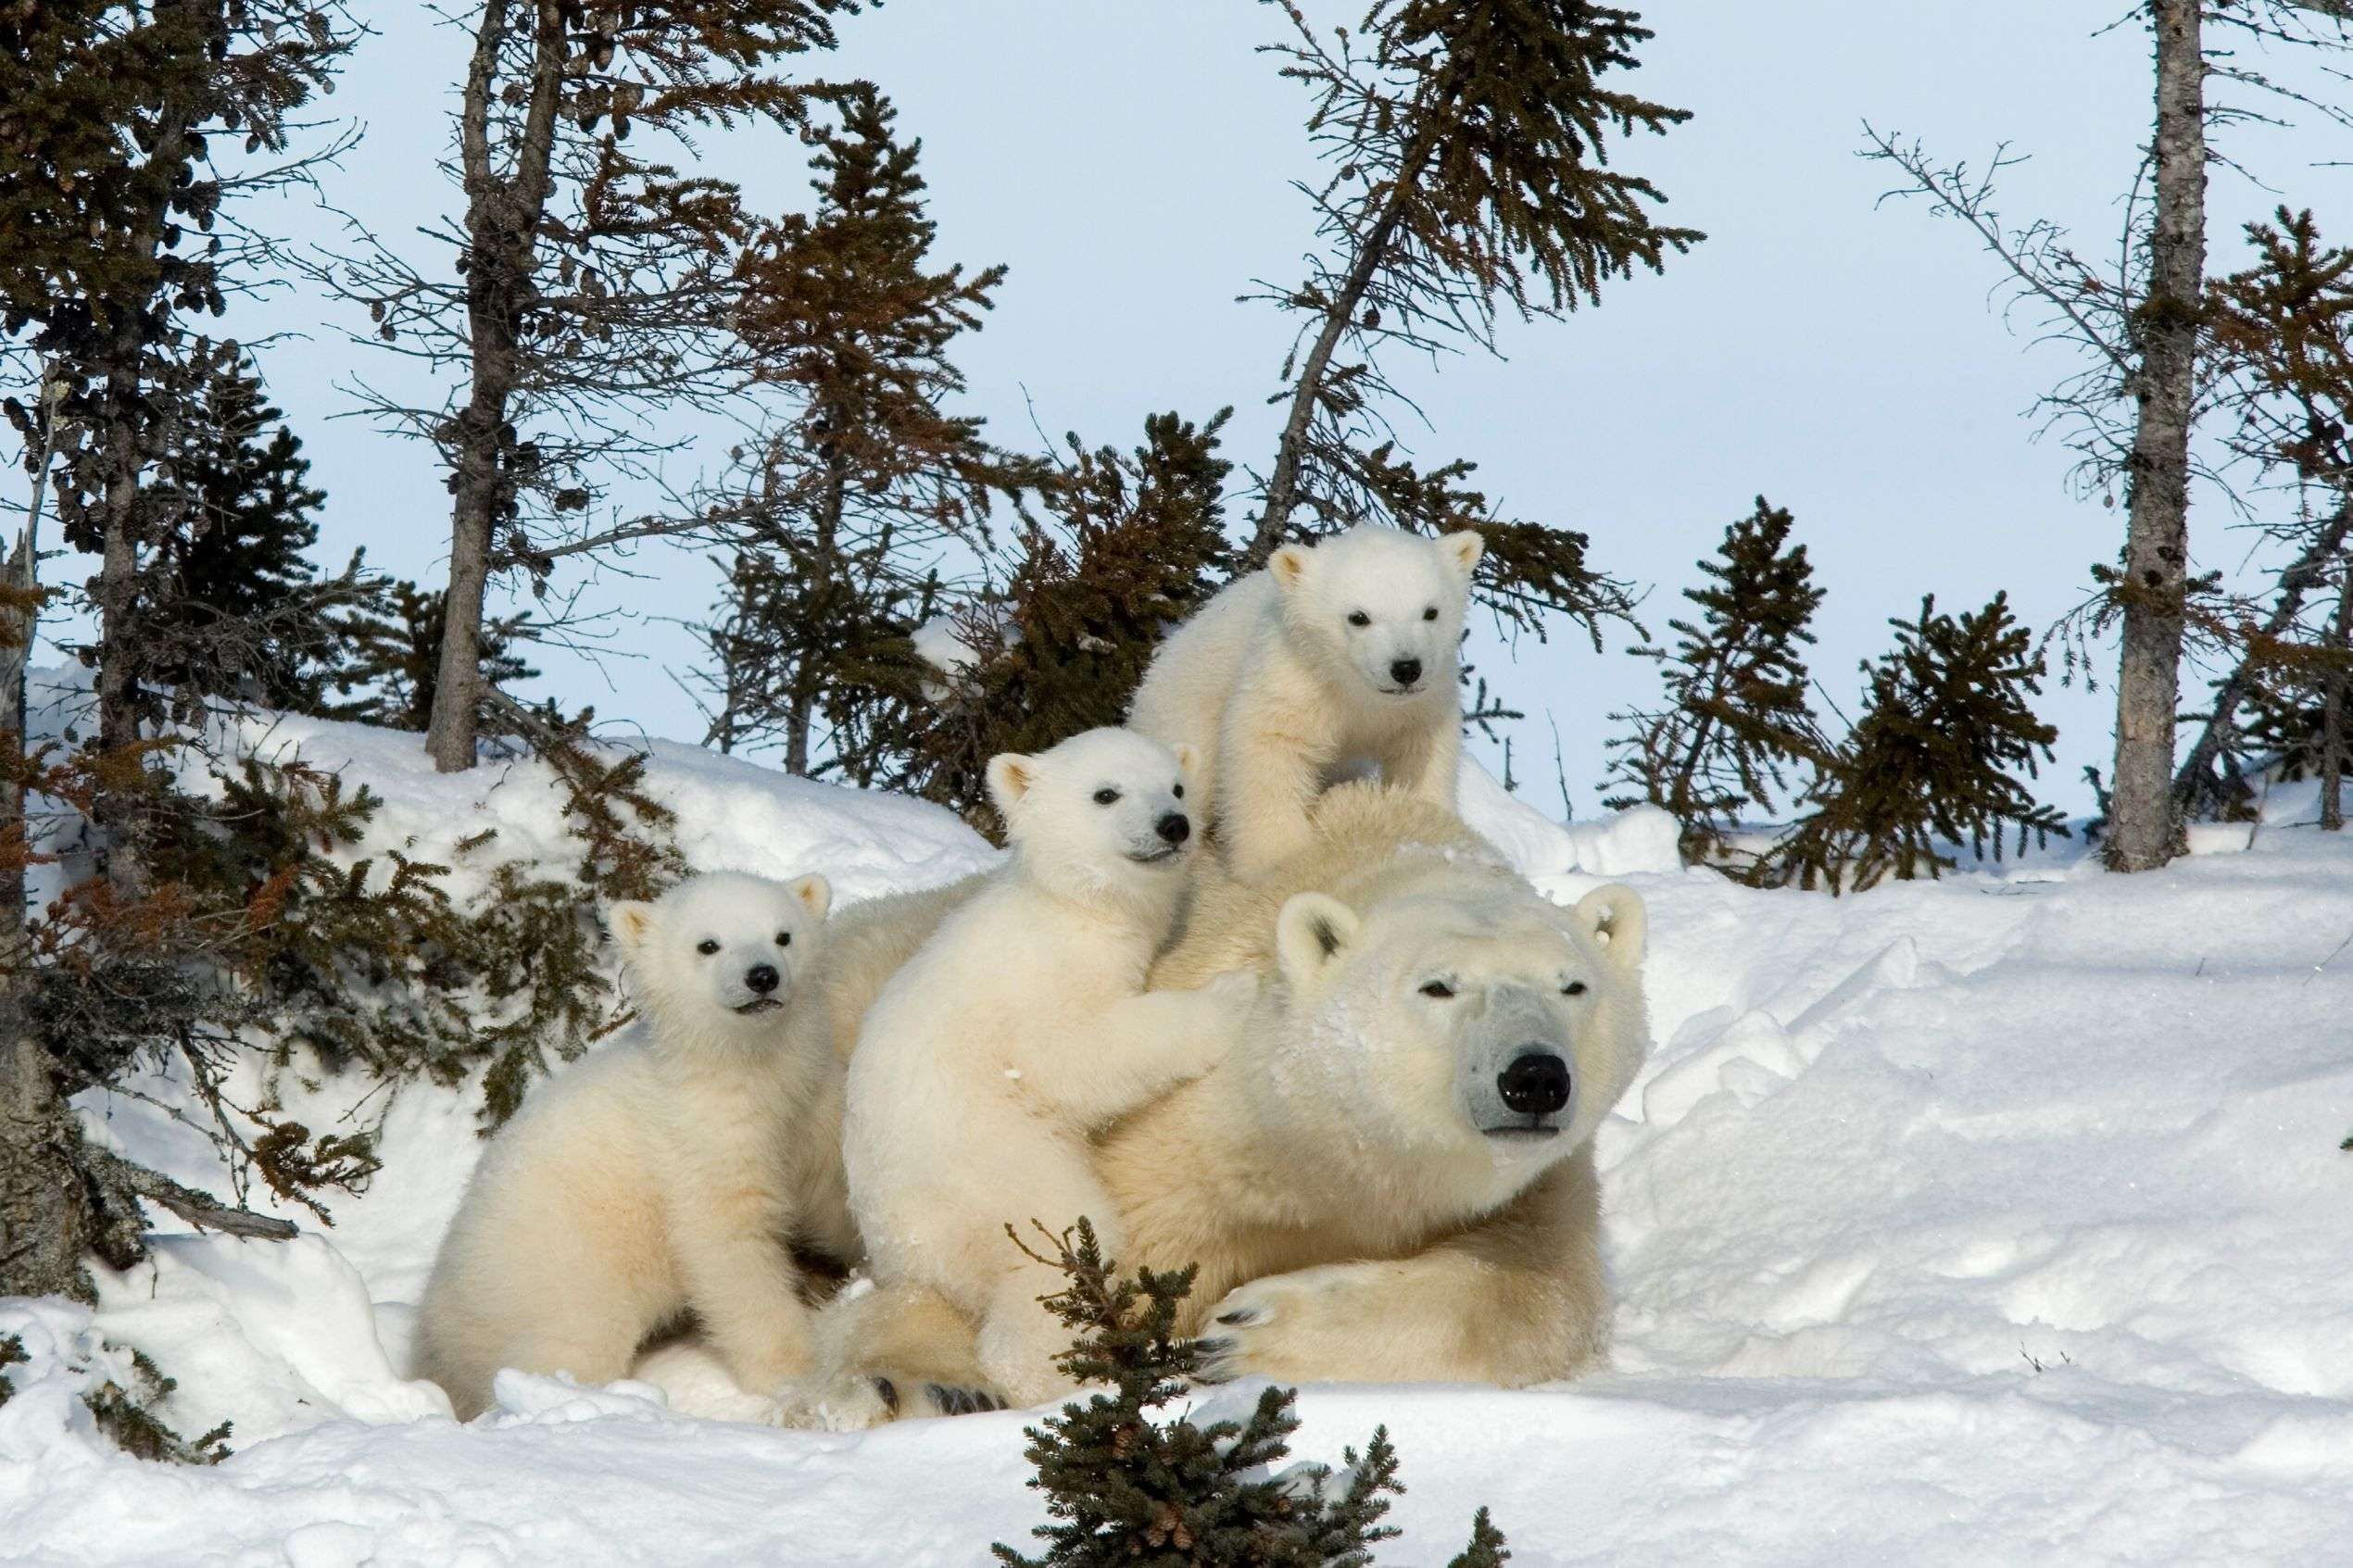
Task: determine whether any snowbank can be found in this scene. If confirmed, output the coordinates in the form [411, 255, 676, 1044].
[7, 708, 2353, 1564]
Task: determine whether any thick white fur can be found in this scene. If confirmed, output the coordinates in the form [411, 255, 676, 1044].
[1128, 523, 1483, 878]
[781, 786, 1653, 1426]
[842, 728, 1253, 1407]
[412, 871, 843, 1419]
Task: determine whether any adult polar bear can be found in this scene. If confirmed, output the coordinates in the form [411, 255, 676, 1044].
[777, 784, 1650, 1425]
[1128, 524, 1484, 878]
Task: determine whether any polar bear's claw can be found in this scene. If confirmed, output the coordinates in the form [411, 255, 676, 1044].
[1189, 1337, 1241, 1384]
[925, 1383, 1005, 1415]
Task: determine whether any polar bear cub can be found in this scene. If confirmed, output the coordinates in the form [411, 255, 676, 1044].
[413, 871, 844, 1420]
[1127, 522, 1483, 878]
[842, 728, 1252, 1408]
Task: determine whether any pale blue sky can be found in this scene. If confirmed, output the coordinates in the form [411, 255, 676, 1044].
[25, 3, 2353, 815]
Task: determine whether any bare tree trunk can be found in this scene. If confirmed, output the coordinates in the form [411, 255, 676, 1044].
[783, 464, 846, 777]
[427, 0, 565, 773]
[2173, 499, 2353, 809]
[1249, 196, 1414, 568]
[2322, 559, 2350, 830]
[1245, 126, 1446, 570]
[0, 433, 82, 1299]
[2105, 0, 2207, 872]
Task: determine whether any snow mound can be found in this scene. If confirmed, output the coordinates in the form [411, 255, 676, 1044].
[1456, 759, 1686, 885]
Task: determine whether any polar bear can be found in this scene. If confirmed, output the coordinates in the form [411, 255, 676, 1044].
[843, 728, 1257, 1408]
[1127, 523, 1484, 878]
[413, 871, 843, 1420]
[779, 784, 1651, 1425]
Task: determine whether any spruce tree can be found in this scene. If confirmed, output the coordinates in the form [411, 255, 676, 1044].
[2176, 210, 2353, 826]
[1764, 594, 2069, 892]
[891, 409, 1235, 838]
[1864, 6, 2353, 871]
[992, 1220, 1507, 1568]
[333, 0, 847, 771]
[1241, 0, 1694, 650]
[695, 85, 1042, 776]
[332, 581, 541, 734]
[132, 358, 374, 716]
[0, 0, 358, 1301]
[1604, 497, 1827, 864]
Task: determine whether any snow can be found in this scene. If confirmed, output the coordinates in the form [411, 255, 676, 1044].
[7, 698, 2353, 1564]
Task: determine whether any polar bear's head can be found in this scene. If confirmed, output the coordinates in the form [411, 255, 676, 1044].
[1265, 878, 1647, 1185]
[609, 871, 833, 1044]
[988, 727, 1199, 909]
[1269, 524, 1484, 705]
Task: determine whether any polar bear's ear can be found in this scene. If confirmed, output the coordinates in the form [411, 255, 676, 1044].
[1276, 892, 1360, 990]
[1171, 742, 1200, 779]
[986, 752, 1037, 817]
[1268, 544, 1314, 596]
[1569, 884, 1646, 972]
[787, 873, 832, 922]
[1440, 530, 1485, 578]
[609, 900, 657, 956]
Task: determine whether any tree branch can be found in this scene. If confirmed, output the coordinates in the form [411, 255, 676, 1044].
[82, 1146, 299, 1242]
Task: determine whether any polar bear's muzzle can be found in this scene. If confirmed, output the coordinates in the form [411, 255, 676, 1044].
[1460, 987, 1577, 1141]
[727, 960, 787, 1014]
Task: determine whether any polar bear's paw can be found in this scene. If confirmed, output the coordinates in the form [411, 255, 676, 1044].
[1190, 1262, 1403, 1386]
[763, 1371, 901, 1431]
[763, 1371, 1006, 1429]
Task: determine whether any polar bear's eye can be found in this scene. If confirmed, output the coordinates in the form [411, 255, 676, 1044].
[1346, 611, 1371, 627]
[1422, 606, 1439, 621]
[1172, 783, 1185, 799]
[695, 939, 720, 957]
[1562, 980, 1588, 997]
[1419, 980, 1455, 999]
[774, 932, 792, 947]
[1093, 787, 1121, 806]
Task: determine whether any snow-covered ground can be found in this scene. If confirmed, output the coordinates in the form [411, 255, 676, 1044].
[6, 704, 2353, 1566]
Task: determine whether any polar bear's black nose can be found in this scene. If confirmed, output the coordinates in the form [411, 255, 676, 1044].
[1497, 1051, 1570, 1116]
[745, 963, 781, 995]
[1390, 658, 1422, 688]
[1156, 812, 1190, 846]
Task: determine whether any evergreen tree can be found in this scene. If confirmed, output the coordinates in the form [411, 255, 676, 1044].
[1763, 594, 2068, 892]
[333, 0, 847, 772]
[2176, 209, 2353, 827]
[1604, 497, 1827, 864]
[892, 409, 1235, 838]
[992, 1220, 1506, 1568]
[695, 86, 1042, 776]
[1864, 5, 2353, 872]
[1448, 1511, 1512, 1568]
[132, 358, 375, 716]
[0, 0, 357, 1302]
[1241, 0, 1694, 650]
[332, 580, 540, 734]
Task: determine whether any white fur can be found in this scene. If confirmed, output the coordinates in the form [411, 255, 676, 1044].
[1128, 523, 1483, 877]
[841, 728, 1253, 1406]
[411, 871, 845, 1419]
[1179, 873, 1648, 1382]
[773, 791, 1654, 1425]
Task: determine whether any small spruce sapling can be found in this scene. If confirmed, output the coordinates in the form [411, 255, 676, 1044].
[1765, 593, 2069, 892]
[1604, 497, 1828, 865]
[893, 411, 1236, 839]
[993, 1219, 1506, 1568]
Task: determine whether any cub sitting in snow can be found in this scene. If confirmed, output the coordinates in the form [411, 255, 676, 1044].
[842, 727, 1255, 1408]
[413, 871, 846, 1420]
[1127, 521, 1483, 878]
